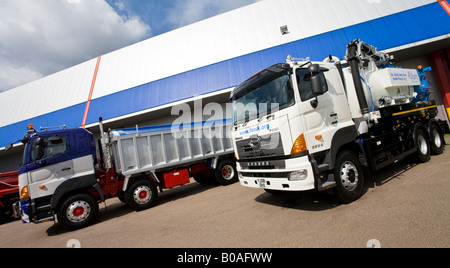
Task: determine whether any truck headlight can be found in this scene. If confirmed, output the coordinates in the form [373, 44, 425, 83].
[289, 170, 308, 181]
[20, 186, 29, 199]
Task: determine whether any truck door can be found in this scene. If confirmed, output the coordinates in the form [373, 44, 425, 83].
[27, 135, 74, 199]
[294, 68, 333, 146]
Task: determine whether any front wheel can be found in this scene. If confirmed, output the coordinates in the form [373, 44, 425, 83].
[334, 150, 365, 204]
[57, 193, 99, 230]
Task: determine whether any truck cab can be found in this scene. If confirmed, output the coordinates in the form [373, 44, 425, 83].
[18, 127, 98, 224]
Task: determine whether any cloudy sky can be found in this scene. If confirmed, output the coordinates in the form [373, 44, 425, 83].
[0, 0, 259, 92]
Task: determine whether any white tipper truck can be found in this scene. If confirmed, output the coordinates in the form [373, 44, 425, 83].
[230, 40, 447, 203]
[9, 119, 237, 230]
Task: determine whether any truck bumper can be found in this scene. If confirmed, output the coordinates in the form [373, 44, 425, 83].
[18, 199, 31, 223]
[237, 155, 315, 191]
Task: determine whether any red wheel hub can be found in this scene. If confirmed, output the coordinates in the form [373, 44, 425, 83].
[222, 169, 229, 176]
[73, 207, 85, 217]
[139, 191, 148, 200]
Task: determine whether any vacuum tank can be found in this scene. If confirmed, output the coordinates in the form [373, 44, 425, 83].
[342, 40, 428, 117]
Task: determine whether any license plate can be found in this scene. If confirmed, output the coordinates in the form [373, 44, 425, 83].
[259, 179, 266, 188]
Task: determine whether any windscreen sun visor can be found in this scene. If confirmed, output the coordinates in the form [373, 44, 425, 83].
[230, 63, 291, 100]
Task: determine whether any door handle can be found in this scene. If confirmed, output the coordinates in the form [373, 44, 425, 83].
[62, 167, 72, 171]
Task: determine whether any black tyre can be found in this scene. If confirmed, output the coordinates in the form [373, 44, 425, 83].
[214, 160, 238, 186]
[57, 193, 99, 230]
[334, 150, 365, 204]
[414, 128, 431, 163]
[429, 124, 445, 155]
[193, 172, 212, 184]
[125, 180, 158, 211]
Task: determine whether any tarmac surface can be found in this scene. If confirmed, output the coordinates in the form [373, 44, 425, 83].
[1, 136, 449, 248]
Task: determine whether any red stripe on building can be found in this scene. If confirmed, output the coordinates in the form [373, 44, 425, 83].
[438, 0, 450, 16]
[431, 49, 450, 121]
[81, 56, 101, 128]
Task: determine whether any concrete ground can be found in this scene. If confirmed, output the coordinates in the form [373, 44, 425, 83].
[1, 136, 449, 248]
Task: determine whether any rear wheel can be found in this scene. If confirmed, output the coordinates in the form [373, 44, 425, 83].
[414, 128, 431, 163]
[193, 171, 212, 184]
[125, 180, 158, 211]
[57, 193, 99, 230]
[214, 160, 238, 185]
[334, 150, 365, 204]
[429, 124, 444, 155]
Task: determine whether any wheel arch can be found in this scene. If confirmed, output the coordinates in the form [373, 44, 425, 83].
[324, 126, 366, 170]
[51, 174, 98, 210]
[123, 173, 160, 192]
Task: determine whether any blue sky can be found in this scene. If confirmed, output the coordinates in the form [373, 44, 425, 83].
[0, 0, 259, 92]
[106, 0, 178, 37]
[105, 0, 259, 37]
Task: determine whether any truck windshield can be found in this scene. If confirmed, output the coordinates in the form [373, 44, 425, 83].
[232, 68, 294, 125]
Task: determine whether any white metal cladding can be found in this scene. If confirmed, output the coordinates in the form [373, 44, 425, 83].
[0, 0, 444, 149]
[0, 58, 98, 127]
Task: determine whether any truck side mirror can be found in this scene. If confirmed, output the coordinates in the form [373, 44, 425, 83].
[310, 75, 325, 97]
[33, 137, 45, 161]
[21, 134, 31, 144]
[34, 146, 44, 161]
[308, 64, 327, 97]
[307, 64, 328, 108]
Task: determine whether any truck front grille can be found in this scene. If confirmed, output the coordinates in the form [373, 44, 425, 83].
[240, 172, 290, 178]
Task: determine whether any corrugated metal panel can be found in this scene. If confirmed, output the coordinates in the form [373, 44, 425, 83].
[0, 0, 448, 149]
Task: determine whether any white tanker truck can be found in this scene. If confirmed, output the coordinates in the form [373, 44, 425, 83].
[231, 39, 447, 203]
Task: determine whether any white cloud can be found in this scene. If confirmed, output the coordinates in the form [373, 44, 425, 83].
[0, 65, 43, 92]
[0, 0, 151, 92]
[113, 0, 126, 11]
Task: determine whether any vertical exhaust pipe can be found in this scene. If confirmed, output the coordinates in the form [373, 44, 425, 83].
[98, 117, 112, 170]
[99, 117, 105, 135]
[347, 40, 370, 117]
